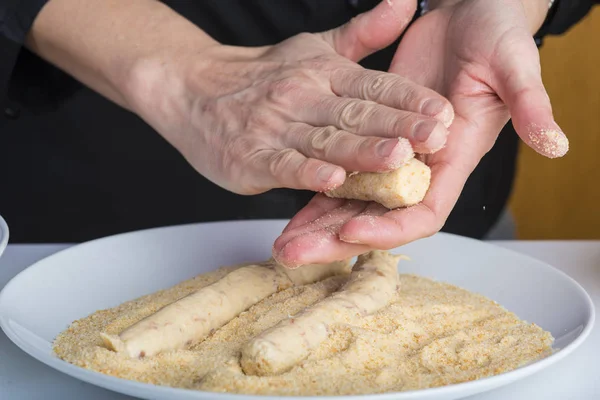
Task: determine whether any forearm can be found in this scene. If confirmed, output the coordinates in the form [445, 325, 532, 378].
[25, 0, 218, 110]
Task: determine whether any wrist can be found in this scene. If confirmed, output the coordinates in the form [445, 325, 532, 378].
[425, 0, 552, 34]
[521, 0, 553, 34]
[105, 2, 221, 115]
[122, 43, 220, 145]
[118, 45, 206, 160]
[123, 43, 265, 151]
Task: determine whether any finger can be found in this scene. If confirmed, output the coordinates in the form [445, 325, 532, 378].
[296, 96, 449, 153]
[492, 34, 568, 159]
[247, 149, 346, 193]
[285, 123, 414, 172]
[278, 197, 366, 245]
[281, 195, 347, 234]
[338, 154, 468, 247]
[272, 197, 370, 268]
[338, 205, 438, 248]
[319, 0, 417, 62]
[330, 69, 455, 127]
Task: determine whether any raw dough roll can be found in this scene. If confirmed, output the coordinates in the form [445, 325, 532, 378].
[101, 259, 350, 358]
[325, 158, 431, 209]
[240, 250, 401, 376]
[276, 259, 351, 287]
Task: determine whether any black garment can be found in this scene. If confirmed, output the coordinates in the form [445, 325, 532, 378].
[0, 0, 597, 243]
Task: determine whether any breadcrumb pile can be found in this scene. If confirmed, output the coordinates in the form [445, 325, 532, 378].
[53, 266, 553, 396]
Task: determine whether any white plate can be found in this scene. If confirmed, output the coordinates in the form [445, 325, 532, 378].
[0, 221, 594, 400]
[0, 214, 8, 259]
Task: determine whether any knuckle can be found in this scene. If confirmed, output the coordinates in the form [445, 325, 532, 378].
[396, 82, 418, 107]
[337, 99, 375, 131]
[309, 126, 340, 157]
[301, 54, 341, 72]
[390, 80, 420, 108]
[295, 158, 315, 183]
[269, 148, 298, 179]
[267, 77, 304, 105]
[363, 73, 418, 107]
[292, 68, 324, 88]
[361, 72, 395, 100]
[222, 137, 260, 178]
[389, 113, 413, 136]
[234, 149, 271, 195]
[360, 136, 382, 153]
[244, 109, 278, 133]
[230, 137, 260, 158]
[207, 97, 243, 133]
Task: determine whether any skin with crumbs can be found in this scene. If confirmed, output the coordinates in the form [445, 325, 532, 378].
[54, 257, 553, 396]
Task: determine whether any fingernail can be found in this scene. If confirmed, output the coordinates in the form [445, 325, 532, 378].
[383, 138, 414, 169]
[272, 247, 301, 269]
[528, 126, 569, 158]
[413, 120, 438, 142]
[421, 99, 446, 117]
[317, 165, 339, 183]
[339, 235, 364, 244]
[377, 139, 398, 157]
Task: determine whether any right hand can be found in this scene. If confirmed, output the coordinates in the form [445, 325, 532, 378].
[125, 0, 454, 195]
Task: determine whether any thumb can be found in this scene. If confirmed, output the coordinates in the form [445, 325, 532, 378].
[493, 37, 569, 159]
[319, 0, 416, 62]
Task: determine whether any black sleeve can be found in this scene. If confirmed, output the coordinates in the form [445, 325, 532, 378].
[535, 0, 599, 44]
[1, 0, 599, 121]
[0, 0, 81, 121]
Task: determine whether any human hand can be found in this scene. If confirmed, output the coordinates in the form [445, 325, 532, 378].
[127, 0, 453, 196]
[273, 0, 568, 267]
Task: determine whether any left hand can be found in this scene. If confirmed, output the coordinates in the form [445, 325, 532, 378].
[273, 0, 569, 267]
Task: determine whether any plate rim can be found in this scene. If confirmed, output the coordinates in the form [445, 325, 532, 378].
[0, 214, 8, 259]
[0, 220, 596, 399]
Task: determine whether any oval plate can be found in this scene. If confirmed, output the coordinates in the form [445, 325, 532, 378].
[0, 220, 594, 400]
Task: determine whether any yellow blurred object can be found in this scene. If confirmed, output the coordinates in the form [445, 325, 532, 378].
[510, 8, 600, 239]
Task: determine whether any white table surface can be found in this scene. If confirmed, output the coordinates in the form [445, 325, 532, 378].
[0, 241, 598, 400]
